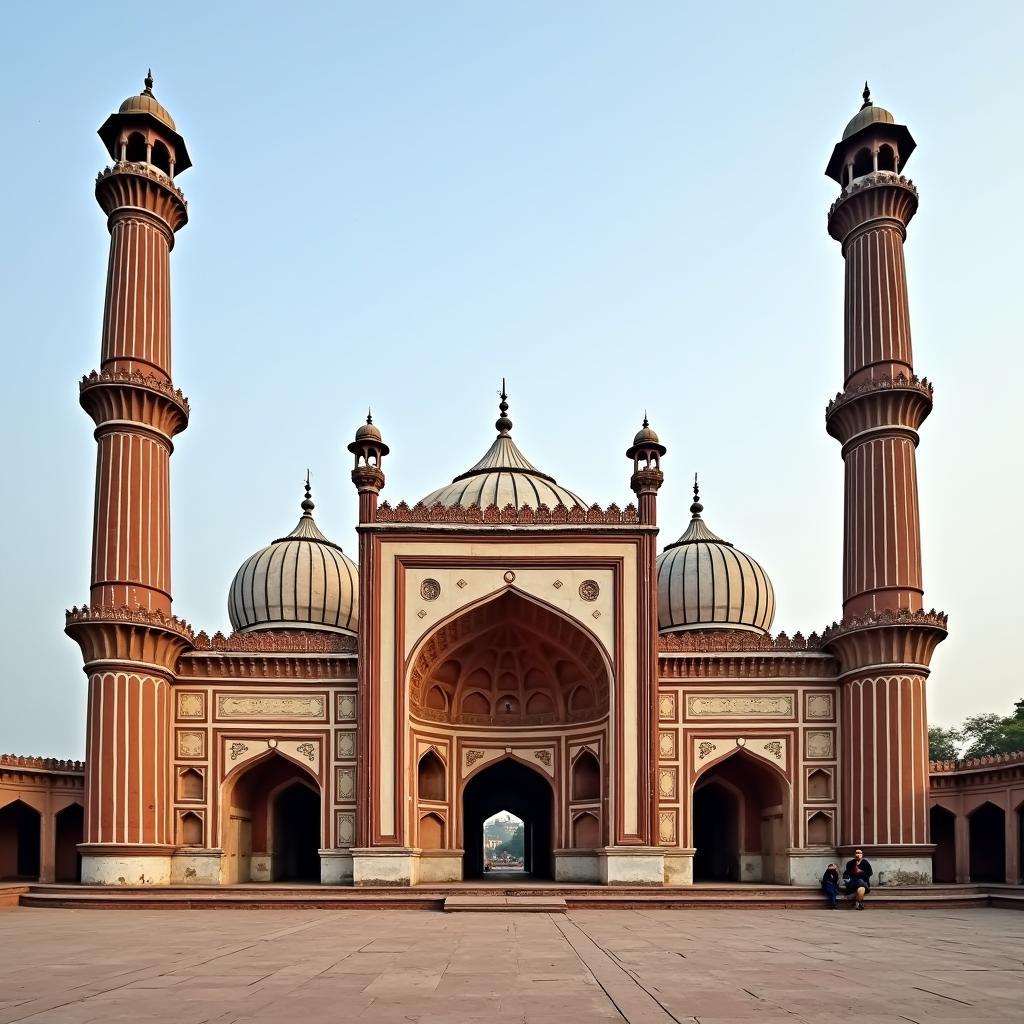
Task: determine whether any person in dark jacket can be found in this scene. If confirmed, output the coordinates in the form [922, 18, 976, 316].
[821, 863, 841, 908]
[843, 849, 873, 909]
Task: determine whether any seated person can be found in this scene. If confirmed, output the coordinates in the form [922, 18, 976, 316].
[820, 862, 840, 908]
[843, 848, 873, 909]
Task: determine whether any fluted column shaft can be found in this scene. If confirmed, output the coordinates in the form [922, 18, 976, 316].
[84, 167, 189, 613]
[827, 176, 927, 619]
[83, 670, 171, 845]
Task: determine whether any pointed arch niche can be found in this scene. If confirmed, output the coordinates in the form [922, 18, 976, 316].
[408, 591, 610, 728]
[691, 749, 792, 883]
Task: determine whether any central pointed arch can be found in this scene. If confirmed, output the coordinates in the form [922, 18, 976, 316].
[408, 589, 611, 726]
[691, 748, 792, 883]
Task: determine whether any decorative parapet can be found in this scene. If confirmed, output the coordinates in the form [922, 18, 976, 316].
[658, 629, 825, 653]
[929, 750, 1024, 774]
[96, 161, 187, 205]
[65, 604, 195, 671]
[80, 368, 189, 413]
[191, 629, 357, 654]
[826, 373, 933, 417]
[376, 500, 639, 525]
[821, 607, 948, 642]
[79, 368, 190, 437]
[0, 754, 85, 773]
[65, 604, 195, 640]
[821, 607, 948, 676]
[828, 170, 917, 220]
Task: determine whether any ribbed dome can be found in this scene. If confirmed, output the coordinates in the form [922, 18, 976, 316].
[228, 483, 358, 635]
[842, 85, 894, 140]
[419, 386, 587, 510]
[656, 480, 775, 635]
[119, 72, 176, 131]
[843, 103, 894, 140]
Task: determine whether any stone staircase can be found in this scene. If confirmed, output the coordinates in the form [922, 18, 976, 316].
[6, 881, 1021, 912]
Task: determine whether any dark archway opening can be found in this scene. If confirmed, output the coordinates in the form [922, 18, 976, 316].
[55, 804, 84, 883]
[273, 782, 321, 882]
[0, 800, 41, 880]
[125, 132, 146, 163]
[463, 759, 553, 880]
[693, 781, 740, 881]
[969, 802, 1005, 883]
[930, 805, 957, 883]
[692, 751, 788, 883]
[222, 753, 322, 884]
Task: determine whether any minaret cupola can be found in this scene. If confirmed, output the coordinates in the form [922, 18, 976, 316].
[825, 83, 916, 186]
[98, 70, 192, 177]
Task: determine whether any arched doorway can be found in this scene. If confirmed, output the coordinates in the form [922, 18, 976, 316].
[930, 805, 957, 883]
[222, 753, 322, 883]
[54, 803, 84, 883]
[968, 802, 1005, 883]
[0, 800, 41, 880]
[463, 758, 553, 879]
[692, 751, 789, 883]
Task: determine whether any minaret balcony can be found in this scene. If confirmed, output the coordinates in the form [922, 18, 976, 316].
[825, 373, 933, 450]
[79, 367, 190, 440]
[95, 162, 188, 234]
[828, 172, 919, 246]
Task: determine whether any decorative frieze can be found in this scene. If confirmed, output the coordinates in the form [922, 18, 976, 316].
[176, 730, 205, 759]
[658, 693, 677, 721]
[334, 729, 356, 760]
[335, 811, 355, 849]
[805, 730, 835, 759]
[216, 694, 327, 721]
[805, 693, 834, 720]
[176, 692, 205, 720]
[686, 694, 794, 718]
[658, 809, 677, 845]
[335, 766, 356, 801]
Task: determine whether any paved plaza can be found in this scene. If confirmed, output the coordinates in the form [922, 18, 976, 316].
[0, 907, 1021, 1023]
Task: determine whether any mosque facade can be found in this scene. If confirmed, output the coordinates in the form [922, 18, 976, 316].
[57, 77, 950, 887]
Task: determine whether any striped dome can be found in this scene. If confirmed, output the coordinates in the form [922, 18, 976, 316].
[228, 485, 358, 635]
[419, 387, 587, 510]
[656, 483, 775, 635]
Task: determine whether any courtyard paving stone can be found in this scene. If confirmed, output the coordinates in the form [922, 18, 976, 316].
[0, 906, 1020, 1022]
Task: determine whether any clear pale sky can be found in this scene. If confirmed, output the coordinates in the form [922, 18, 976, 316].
[1, 2, 1021, 757]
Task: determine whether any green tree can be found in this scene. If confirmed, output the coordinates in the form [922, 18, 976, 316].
[959, 710, 1024, 759]
[928, 725, 961, 761]
[495, 825, 524, 860]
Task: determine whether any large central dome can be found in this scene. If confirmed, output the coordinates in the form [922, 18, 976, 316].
[419, 385, 587, 510]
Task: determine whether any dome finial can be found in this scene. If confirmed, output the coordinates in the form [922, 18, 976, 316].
[643, 410, 649, 428]
[861, 81, 871, 109]
[366, 408, 373, 425]
[495, 377, 512, 435]
[144, 69, 154, 95]
[690, 472, 704, 518]
[301, 469, 315, 515]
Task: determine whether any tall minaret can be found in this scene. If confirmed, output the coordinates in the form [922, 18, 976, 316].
[66, 74, 193, 884]
[823, 86, 946, 867]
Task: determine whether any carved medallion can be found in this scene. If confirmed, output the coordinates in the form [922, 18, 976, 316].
[420, 578, 441, 601]
[806, 694, 834, 720]
[335, 730, 356, 759]
[335, 811, 355, 848]
[578, 580, 600, 602]
[806, 730, 834, 759]
[177, 693, 205, 720]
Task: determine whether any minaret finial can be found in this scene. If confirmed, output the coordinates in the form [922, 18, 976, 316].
[861, 81, 871, 109]
[144, 69, 154, 94]
[301, 470, 315, 515]
[366, 407, 373, 425]
[690, 472, 703, 518]
[495, 378, 512, 435]
[643, 410, 649, 428]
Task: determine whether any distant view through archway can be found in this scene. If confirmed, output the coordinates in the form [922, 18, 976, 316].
[484, 811, 525, 874]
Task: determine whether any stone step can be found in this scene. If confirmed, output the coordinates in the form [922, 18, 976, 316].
[443, 895, 567, 913]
